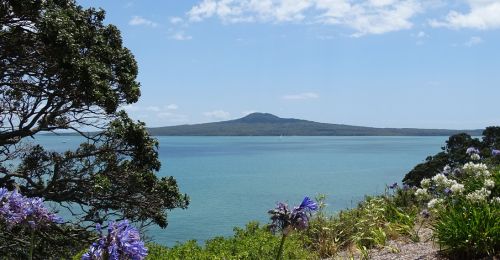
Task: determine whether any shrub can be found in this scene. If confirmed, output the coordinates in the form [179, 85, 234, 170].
[433, 200, 500, 258]
[300, 193, 418, 258]
[146, 222, 316, 260]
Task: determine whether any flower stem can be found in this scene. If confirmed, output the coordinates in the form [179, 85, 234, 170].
[29, 230, 35, 260]
[276, 234, 287, 260]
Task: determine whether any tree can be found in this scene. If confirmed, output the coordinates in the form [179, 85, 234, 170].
[1, 0, 188, 255]
[402, 130, 499, 187]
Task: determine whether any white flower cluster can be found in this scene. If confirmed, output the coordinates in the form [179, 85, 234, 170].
[466, 188, 491, 203]
[415, 188, 430, 200]
[421, 178, 432, 189]
[462, 162, 490, 178]
[432, 173, 458, 188]
[416, 158, 498, 207]
[427, 198, 443, 209]
[470, 153, 481, 161]
[484, 179, 495, 189]
[416, 173, 462, 201]
[450, 183, 465, 194]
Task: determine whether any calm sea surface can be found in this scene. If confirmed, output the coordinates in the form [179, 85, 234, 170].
[33, 136, 447, 246]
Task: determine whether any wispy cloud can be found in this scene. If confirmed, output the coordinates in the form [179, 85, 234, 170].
[146, 106, 161, 112]
[121, 104, 140, 112]
[282, 92, 319, 100]
[464, 36, 483, 47]
[170, 16, 184, 24]
[166, 104, 179, 110]
[129, 16, 158, 27]
[186, 0, 423, 36]
[203, 110, 231, 120]
[156, 112, 189, 123]
[429, 1, 500, 30]
[121, 104, 187, 123]
[411, 30, 428, 45]
[170, 31, 193, 41]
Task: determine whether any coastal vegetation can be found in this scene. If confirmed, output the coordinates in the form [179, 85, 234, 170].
[1, 1, 499, 259]
[145, 137, 499, 259]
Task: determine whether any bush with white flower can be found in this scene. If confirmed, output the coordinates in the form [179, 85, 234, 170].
[415, 147, 499, 213]
[424, 147, 500, 258]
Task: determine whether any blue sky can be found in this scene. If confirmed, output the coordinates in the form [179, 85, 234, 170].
[80, 0, 500, 129]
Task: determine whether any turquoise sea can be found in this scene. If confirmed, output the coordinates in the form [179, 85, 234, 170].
[33, 136, 448, 246]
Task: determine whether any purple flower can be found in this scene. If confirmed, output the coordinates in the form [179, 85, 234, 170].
[444, 188, 452, 195]
[389, 182, 398, 189]
[298, 197, 318, 211]
[402, 184, 410, 190]
[466, 147, 480, 155]
[82, 219, 148, 260]
[268, 197, 318, 234]
[492, 149, 500, 156]
[0, 187, 62, 229]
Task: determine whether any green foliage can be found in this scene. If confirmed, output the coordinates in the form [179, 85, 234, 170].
[403, 152, 449, 187]
[483, 126, 500, 149]
[299, 193, 418, 258]
[0, 223, 91, 259]
[403, 129, 499, 186]
[432, 200, 500, 258]
[0, 0, 187, 257]
[146, 222, 316, 260]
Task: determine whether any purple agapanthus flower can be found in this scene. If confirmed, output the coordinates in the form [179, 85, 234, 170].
[0, 187, 62, 229]
[298, 197, 318, 211]
[492, 149, 500, 156]
[466, 147, 480, 155]
[82, 219, 148, 260]
[444, 188, 452, 195]
[268, 197, 318, 234]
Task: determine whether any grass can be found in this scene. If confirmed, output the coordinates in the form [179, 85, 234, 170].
[433, 200, 500, 258]
[300, 189, 419, 258]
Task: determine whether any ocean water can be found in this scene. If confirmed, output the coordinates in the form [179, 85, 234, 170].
[31, 136, 447, 246]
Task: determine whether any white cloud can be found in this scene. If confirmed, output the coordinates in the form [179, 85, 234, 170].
[203, 110, 231, 120]
[429, 1, 500, 30]
[411, 30, 427, 45]
[166, 104, 179, 110]
[170, 16, 184, 24]
[282, 92, 320, 100]
[146, 106, 161, 112]
[464, 36, 483, 47]
[186, 0, 422, 36]
[157, 112, 189, 123]
[415, 31, 426, 38]
[317, 0, 422, 37]
[129, 16, 158, 27]
[121, 104, 140, 112]
[120, 104, 188, 124]
[171, 31, 193, 41]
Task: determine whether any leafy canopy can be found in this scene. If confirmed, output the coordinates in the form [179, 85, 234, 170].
[0, 0, 188, 256]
